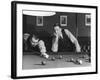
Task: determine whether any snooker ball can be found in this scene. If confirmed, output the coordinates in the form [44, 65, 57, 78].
[76, 59, 82, 65]
[59, 55, 63, 59]
[41, 61, 46, 65]
[85, 57, 91, 63]
[51, 57, 56, 61]
[70, 58, 74, 62]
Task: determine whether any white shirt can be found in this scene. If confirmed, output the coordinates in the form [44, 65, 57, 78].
[52, 28, 81, 52]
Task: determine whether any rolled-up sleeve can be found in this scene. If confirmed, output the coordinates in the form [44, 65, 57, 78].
[64, 29, 81, 52]
[38, 40, 46, 53]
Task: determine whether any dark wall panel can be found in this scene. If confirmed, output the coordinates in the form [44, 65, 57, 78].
[23, 12, 77, 37]
[77, 13, 91, 37]
[23, 12, 91, 37]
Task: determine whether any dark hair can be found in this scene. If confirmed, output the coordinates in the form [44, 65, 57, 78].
[32, 34, 39, 40]
[28, 34, 39, 42]
[53, 23, 60, 27]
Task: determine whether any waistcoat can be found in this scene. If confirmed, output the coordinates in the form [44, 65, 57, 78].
[58, 29, 75, 52]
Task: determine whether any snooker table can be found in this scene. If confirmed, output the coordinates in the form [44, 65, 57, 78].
[22, 52, 91, 70]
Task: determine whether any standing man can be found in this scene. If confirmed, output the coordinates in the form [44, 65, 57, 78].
[51, 23, 81, 52]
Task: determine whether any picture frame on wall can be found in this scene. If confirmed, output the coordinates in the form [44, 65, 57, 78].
[85, 14, 91, 26]
[60, 16, 67, 26]
[37, 16, 43, 26]
[11, 1, 98, 79]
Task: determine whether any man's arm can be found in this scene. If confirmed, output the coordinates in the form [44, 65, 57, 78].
[64, 29, 81, 52]
[51, 32, 59, 52]
[38, 40, 49, 59]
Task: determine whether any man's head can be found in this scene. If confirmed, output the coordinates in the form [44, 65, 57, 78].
[23, 33, 30, 40]
[53, 23, 61, 33]
[31, 34, 39, 43]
